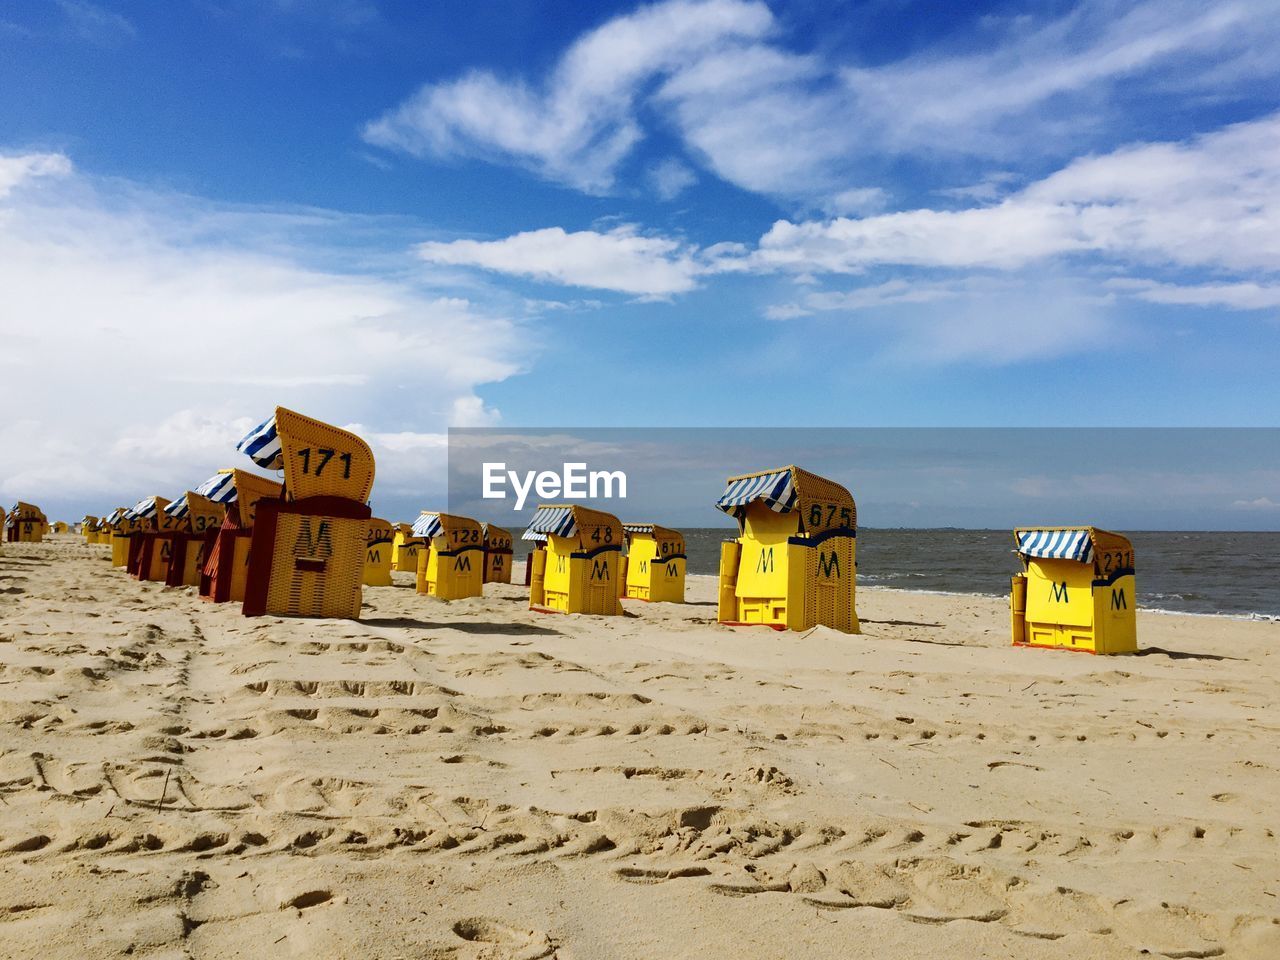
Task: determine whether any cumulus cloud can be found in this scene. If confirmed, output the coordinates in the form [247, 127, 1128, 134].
[0, 151, 525, 514]
[416, 225, 702, 296]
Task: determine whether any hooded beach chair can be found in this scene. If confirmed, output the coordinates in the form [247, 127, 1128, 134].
[238, 407, 375, 619]
[620, 523, 686, 603]
[134, 495, 191, 582]
[162, 471, 235, 588]
[413, 512, 484, 599]
[102, 508, 138, 565]
[391, 523, 424, 574]
[6, 502, 47, 543]
[124, 496, 169, 578]
[363, 518, 395, 587]
[200, 469, 282, 603]
[81, 516, 99, 543]
[481, 522, 513, 584]
[1010, 527, 1137, 655]
[525, 504, 624, 616]
[520, 528, 545, 586]
[52, 521, 68, 534]
[715, 466, 860, 633]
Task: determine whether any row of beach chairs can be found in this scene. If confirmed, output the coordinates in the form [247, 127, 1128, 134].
[63, 406, 1137, 654]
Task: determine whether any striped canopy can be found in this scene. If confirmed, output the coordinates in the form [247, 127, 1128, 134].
[237, 416, 282, 470]
[525, 505, 576, 538]
[194, 471, 237, 504]
[126, 496, 160, 521]
[715, 469, 796, 517]
[623, 522, 654, 534]
[521, 529, 547, 542]
[1017, 529, 1093, 563]
[163, 495, 189, 520]
[412, 512, 443, 538]
[103, 508, 125, 526]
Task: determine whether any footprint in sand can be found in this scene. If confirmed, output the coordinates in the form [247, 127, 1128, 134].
[451, 917, 558, 959]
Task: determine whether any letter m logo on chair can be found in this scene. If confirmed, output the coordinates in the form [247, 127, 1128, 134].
[591, 559, 610, 581]
[818, 550, 840, 579]
[455, 554, 471, 572]
[1111, 587, 1127, 610]
[757, 547, 774, 573]
[1051, 581, 1069, 603]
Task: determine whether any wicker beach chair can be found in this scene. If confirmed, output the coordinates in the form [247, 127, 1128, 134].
[620, 523, 686, 603]
[1010, 527, 1137, 655]
[715, 466, 860, 633]
[413, 512, 484, 600]
[524, 504, 624, 616]
[238, 407, 375, 619]
[200, 469, 282, 603]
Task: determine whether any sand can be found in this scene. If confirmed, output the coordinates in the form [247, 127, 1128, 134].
[0, 534, 1277, 959]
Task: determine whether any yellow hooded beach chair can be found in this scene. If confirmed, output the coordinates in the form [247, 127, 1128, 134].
[6, 502, 48, 543]
[620, 523, 686, 603]
[1010, 527, 1137, 655]
[391, 522, 424, 573]
[413, 512, 484, 599]
[363, 518, 395, 586]
[237, 407, 375, 619]
[200, 469, 281, 604]
[525, 504, 624, 616]
[124, 496, 168, 577]
[481, 522, 514, 584]
[715, 466, 860, 633]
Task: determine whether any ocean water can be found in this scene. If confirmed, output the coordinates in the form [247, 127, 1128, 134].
[513, 529, 1280, 618]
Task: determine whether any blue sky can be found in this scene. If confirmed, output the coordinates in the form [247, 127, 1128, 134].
[1, 0, 1278, 521]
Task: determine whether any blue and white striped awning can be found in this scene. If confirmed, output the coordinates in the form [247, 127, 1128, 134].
[1017, 529, 1093, 563]
[623, 522, 654, 534]
[126, 496, 160, 521]
[103, 508, 124, 526]
[163, 495, 189, 520]
[412, 512, 443, 538]
[715, 470, 796, 516]
[194, 471, 237, 504]
[521, 528, 547, 542]
[237, 416, 282, 470]
[526, 505, 576, 538]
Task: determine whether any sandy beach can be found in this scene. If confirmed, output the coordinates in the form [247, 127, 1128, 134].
[1, 534, 1277, 959]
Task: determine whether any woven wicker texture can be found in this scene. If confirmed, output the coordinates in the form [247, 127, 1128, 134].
[184, 492, 225, 536]
[231, 470, 283, 529]
[274, 406, 375, 503]
[263, 513, 365, 619]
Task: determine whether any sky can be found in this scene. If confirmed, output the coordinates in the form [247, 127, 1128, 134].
[1, 0, 1278, 524]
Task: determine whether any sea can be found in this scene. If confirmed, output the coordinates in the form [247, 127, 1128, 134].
[514, 529, 1280, 620]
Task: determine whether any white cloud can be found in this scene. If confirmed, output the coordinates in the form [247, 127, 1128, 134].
[754, 112, 1280, 275]
[0, 151, 524, 510]
[416, 225, 702, 296]
[364, 0, 1280, 204]
[821, 187, 888, 217]
[56, 0, 137, 44]
[1231, 496, 1279, 510]
[647, 157, 697, 201]
[1108, 278, 1280, 310]
[363, 0, 772, 193]
[841, 0, 1278, 157]
[0, 151, 72, 198]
